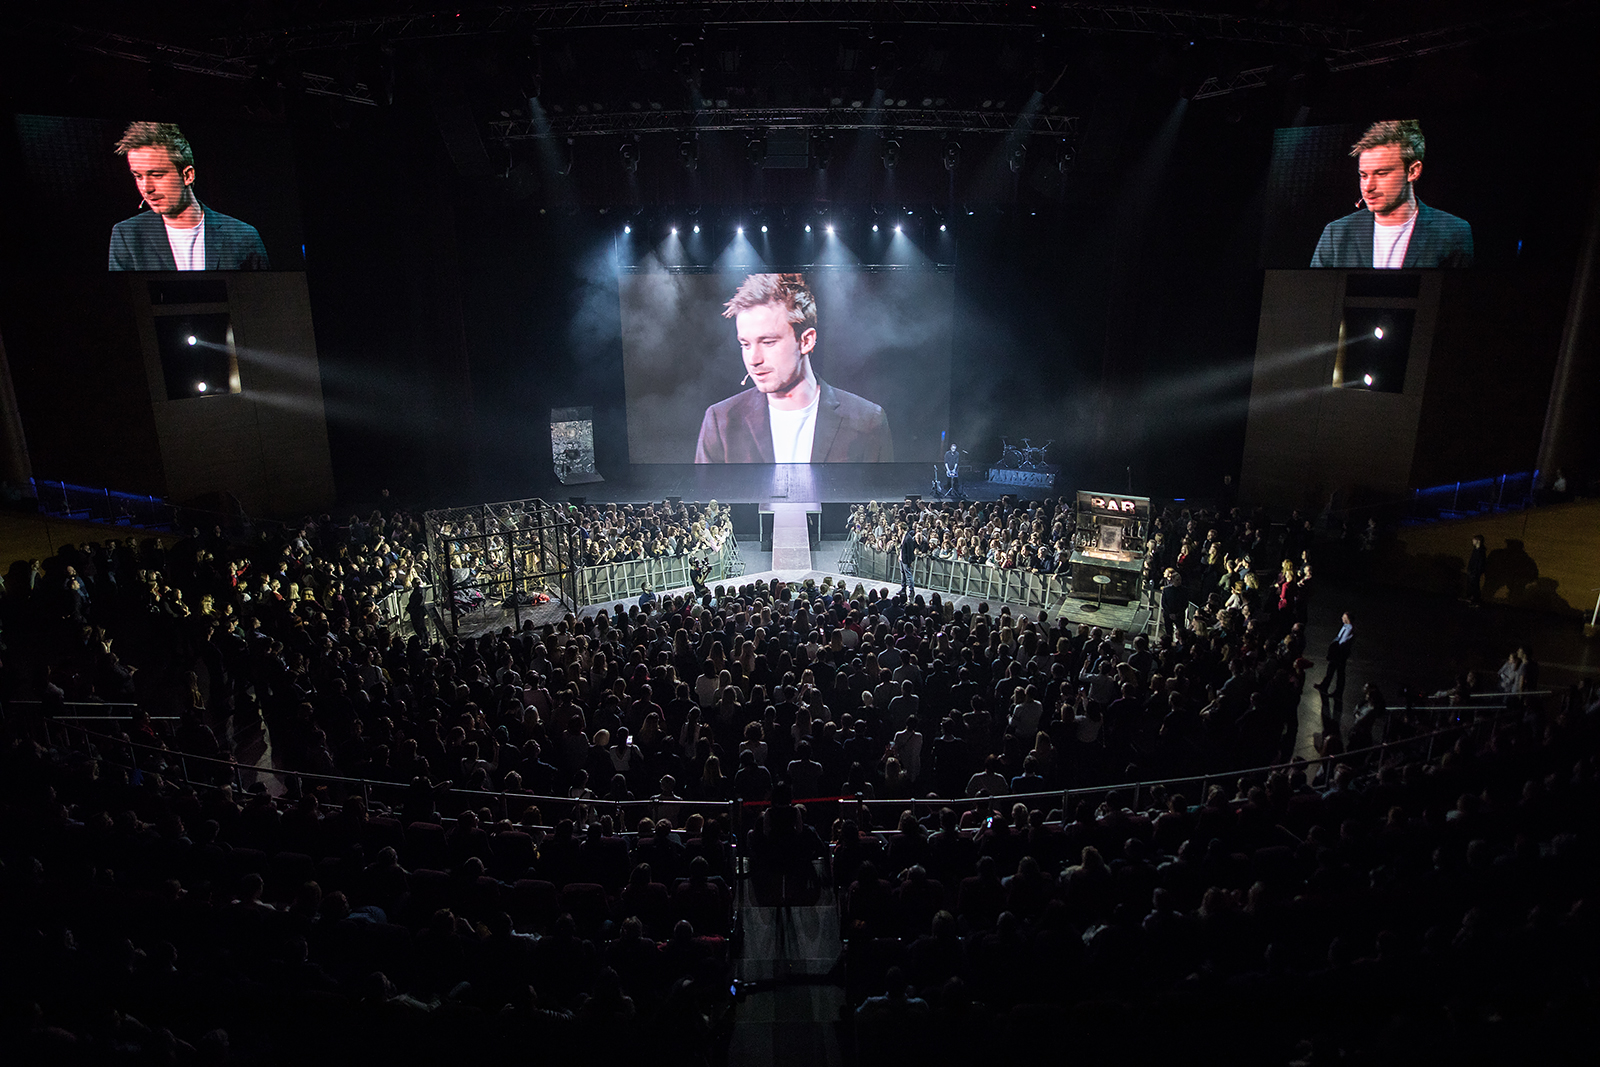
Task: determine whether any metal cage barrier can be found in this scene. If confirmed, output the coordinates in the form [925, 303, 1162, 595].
[424, 498, 581, 635]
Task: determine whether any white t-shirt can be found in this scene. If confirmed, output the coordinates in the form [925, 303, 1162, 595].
[1372, 210, 1416, 269]
[769, 392, 820, 463]
[165, 216, 206, 271]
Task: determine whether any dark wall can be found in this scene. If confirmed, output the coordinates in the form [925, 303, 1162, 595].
[0, 275, 165, 494]
[1410, 270, 1569, 487]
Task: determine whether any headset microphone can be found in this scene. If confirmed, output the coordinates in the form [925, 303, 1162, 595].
[1356, 198, 1366, 209]
[740, 374, 750, 385]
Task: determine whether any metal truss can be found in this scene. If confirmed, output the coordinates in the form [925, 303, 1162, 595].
[218, 2, 1357, 56]
[27, 19, 378, 105]
[1190, 0, 1588, 100]
[490, 105, 1079, 139]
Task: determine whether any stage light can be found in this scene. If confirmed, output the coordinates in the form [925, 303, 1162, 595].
[1363, 373, 1374, 386]
[894, 224, 902, 233]
[196, 381, 208, 393]
[826, 224, 834, 234]
[186, 335, 197, 346]
[670, 227, 677, 235]
[805, 224, 811, 232]
[623, 224, 631, 234]
[1373, 326, 1384, 339]
[692, 223, 700, 233]
[761, 225, 768, 233]
[736, 225, 743, 234]
[872, 224, 879, 232]
[940, 223, 947, 232]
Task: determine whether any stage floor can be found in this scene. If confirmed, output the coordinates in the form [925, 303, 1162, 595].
[556, 462, 1061, 505]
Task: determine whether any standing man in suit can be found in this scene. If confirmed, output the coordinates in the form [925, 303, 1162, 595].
[695, 273, 893, 463]
[899, 520, 921, 601]
[1463, 533, 1487, 606]
[109, 122, 270, 271]
[1314, 611, 1355, 698]
[1310, 120, 1473, 269]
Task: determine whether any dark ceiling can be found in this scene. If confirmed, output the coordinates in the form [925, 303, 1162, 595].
[4, 1, 1597, 207]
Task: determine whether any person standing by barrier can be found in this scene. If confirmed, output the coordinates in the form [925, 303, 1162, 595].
[899, 521, 920, 601]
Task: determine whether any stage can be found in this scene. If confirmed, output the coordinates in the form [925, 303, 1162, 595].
[554, 462, 1064, 505]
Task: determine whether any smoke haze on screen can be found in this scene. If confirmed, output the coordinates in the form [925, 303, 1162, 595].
[620, 264, 954, 462]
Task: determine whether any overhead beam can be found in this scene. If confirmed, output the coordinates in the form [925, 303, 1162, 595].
[220, 2, 1359, 56]
[489, 106, 1080, 139]
[1191, 0, 1588, 100]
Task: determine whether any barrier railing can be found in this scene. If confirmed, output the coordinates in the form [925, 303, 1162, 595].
[832, 693, 1545, 831]
[30, 477, 179, 529]
[21, 711, 736, 832]
[575, 537, 742, 607]
[848, 538, 1082, 612]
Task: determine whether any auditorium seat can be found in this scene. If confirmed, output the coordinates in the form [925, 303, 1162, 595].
[510, 878, 560, 933]
[404, 822, 448, 870]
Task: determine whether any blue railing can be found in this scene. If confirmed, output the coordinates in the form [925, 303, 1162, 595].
[30, 478, 179, 530]
[1405, 470, 1537, 524]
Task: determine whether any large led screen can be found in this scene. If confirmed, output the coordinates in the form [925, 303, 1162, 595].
[11, 114, 305, 272]
[1263, 119, 1474, 269]
[620, 268, 953, 464]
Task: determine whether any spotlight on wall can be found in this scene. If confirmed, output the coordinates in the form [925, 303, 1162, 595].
[1373, 326, 1385, 339]
[1363, 373, 1374, 386]
[196, 381, 208, 393]
[186, 335, 197, 346]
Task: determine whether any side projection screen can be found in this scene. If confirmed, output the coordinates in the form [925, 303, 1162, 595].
[1263, 119, 1474, 270]
[620, 267, 954, 464]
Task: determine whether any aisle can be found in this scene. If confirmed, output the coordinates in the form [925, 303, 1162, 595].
[768, 502, 816, 572]
[726, 876, 845, 1067]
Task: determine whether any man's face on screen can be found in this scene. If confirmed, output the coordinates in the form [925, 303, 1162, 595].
[736, 302, 815, 398]
[127, 146, 195, 218]
[1357, 143, 1421, 220]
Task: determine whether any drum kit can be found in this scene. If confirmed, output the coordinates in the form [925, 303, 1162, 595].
[999, 437, 1053, 471]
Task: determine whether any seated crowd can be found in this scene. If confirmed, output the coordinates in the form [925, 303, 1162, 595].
[1, 494, 1595, 1063]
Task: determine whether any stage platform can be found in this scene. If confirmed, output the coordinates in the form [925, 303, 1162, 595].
[553, 462, 1064, 505]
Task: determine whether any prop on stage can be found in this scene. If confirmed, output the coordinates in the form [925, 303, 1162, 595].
[1068, 490, 1150, 604]
[989, 435, 1058, 490]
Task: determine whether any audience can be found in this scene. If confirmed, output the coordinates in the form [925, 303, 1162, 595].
[2, 492, 1595, 1064]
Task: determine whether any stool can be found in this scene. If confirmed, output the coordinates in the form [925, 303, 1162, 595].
[1088, 573, 1111, 611]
